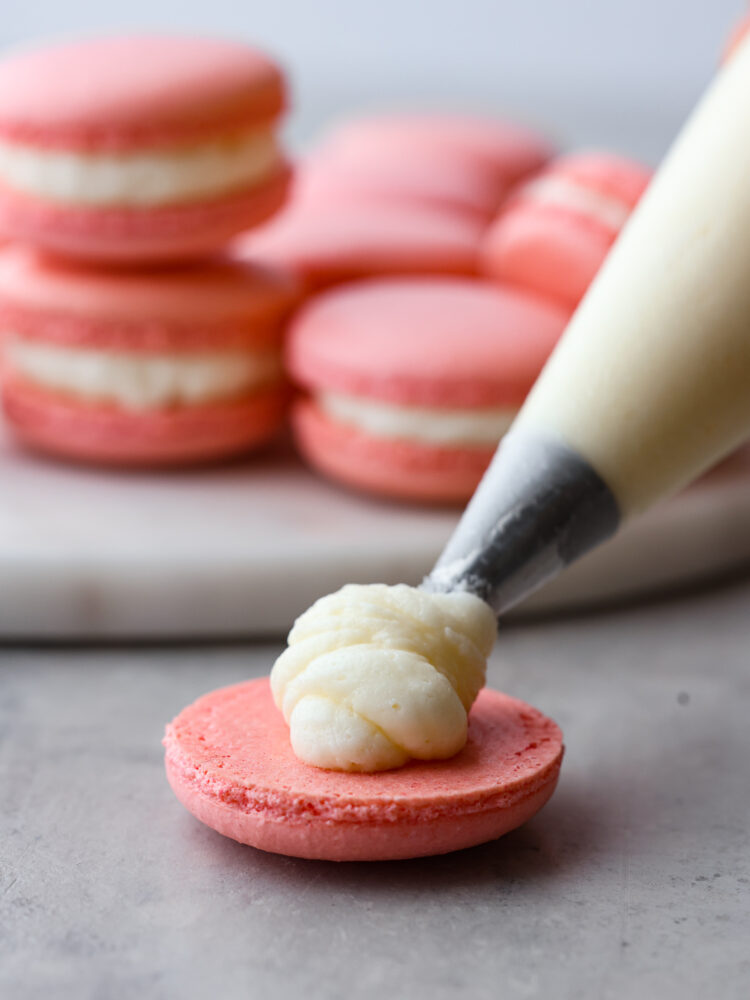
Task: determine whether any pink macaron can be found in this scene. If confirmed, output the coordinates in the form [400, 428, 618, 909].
[291, 152, 504, 222]
[164, 677, 563, 861]
[0, 248, 299, 465]
[239, 203, 483, 291]
[317, 113, 553, 206]
[286, 277, 570, 503]
[0, 36, 291, 262]
[480, 151, 652, 308]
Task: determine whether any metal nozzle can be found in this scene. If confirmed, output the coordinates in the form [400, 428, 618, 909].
[422, 430, 621, 616]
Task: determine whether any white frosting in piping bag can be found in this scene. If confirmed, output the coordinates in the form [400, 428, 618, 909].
[516, 37, 750, 515]
[270, 583, 497, 772]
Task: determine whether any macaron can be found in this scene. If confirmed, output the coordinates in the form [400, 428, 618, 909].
[0, 248, 298, 465]
[164, 677, 564, 861]
[0, 35, 290, 262]
[317, 113, 553, 205]
[293, 148, 507, 222]
[239, 204, 483, 291]
[480, 151, 652, 308]
[286, 277, 570, 503]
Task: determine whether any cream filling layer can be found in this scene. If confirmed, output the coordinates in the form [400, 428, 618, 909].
[522, 174, 632, 232]
[270, 583, 497, 772]
[319, 391, 517, 446]
[5, 335, 280, 410]
[0, 126, 280, 206]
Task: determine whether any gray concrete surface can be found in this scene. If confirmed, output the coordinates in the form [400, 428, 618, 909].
[1, 579, 749, 999]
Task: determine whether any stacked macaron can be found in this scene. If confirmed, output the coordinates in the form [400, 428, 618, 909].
[239, 113, 553, 290]
[0, 36, 290, 262]
[0, 35, 296, 465]
[0, 251, 296, 464]
[480, 151, 652, 308]
[287, 277, 569, 503]
[0, 35, 652, 495]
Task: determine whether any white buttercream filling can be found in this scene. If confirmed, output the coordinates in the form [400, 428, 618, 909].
[0, 126, 280, 206]
[271, 583, 497, 772]
[522, 174, 632, 232]
[318, 391, 517, 446]
[4, 335, 280, 410]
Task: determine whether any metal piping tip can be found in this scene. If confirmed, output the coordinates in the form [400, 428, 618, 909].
[422, 429, 621, 616]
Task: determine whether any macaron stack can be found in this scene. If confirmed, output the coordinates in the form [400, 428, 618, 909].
[0, 35, 297, 465]
[238, 113, 553, 290]
[0, 34, 652, 496]
[265, 135, 650, 504]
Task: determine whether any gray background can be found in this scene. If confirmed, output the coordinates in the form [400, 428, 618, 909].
[1, 3, 749, 998]
[0, 1, 746, 159]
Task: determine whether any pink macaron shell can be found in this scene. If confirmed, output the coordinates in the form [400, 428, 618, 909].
[293, 397, 493, 503]
[297, 148, 504, 220]
[163, 677, 563, 862]
[0, 247, 300, 351]
[239, 205, 482, 290]
[0, 165, 291, 263]
[286, 277, 570, 408]
[2, 376, 289, 466]
[318, 114, 553, 191]
[0, 35, 286, 151]
[480, 203, 616, 309]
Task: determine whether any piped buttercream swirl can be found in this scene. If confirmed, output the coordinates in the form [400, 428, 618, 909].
[270, 583, 497, 772]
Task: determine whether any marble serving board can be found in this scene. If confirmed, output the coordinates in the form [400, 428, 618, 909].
[1, 428, 748, 639]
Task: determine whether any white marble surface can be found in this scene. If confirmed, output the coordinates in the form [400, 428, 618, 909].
[1, 425, 749, 637]
[2, 577, 749, 999]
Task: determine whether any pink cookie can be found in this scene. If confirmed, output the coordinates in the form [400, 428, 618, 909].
[294, 150, 506, 222]
[0, 36, 290, 262]
[0, 248, 298, 465]
[480, 151, 652, 308]
[318, 113, 553, 200]
[239, 204, 483, 291]
[286, 277, 569, 503]
[164, 677, 563, 862]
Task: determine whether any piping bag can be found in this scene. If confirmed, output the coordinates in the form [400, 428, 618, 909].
[423, 35, 750, 614]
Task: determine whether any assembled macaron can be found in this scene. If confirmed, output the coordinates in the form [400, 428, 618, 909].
[291, 152, 504, 222]
[317, 113, 553, 206]
[0, 248, 298, 465]
[0, 35, 291, 262]
[480, 151, 652, 308]
[286, 277, 570, 502]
